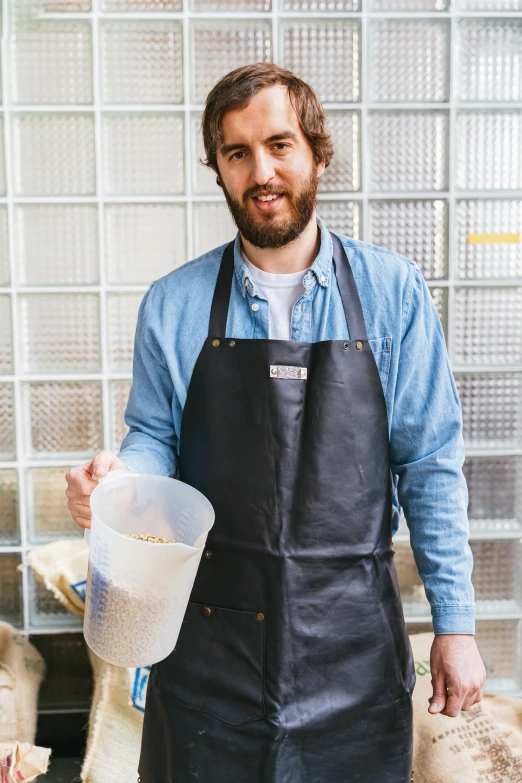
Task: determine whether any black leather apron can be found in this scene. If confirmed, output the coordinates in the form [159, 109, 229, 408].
[139, 232, 415, 783]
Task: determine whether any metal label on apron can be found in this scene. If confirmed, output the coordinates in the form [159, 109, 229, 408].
[270, 365, 308, 380]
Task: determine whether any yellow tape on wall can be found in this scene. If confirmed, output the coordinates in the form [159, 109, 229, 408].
[467, 233, 521, 244]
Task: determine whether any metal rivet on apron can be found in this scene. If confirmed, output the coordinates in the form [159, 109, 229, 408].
[343, 342, 349, 350]
[356, 341, 363, 350]
[229, 340, 236, 348]
[212, 339, 220, 348]
[204, 550, 212, 560]
[271, 367, 277, 376]
[202, 606, 212, 617]
[256, 613, 265, 622]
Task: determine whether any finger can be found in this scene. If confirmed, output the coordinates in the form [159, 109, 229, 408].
[461, 689, 481, 711]
[441, 690, 465, 718]
[72, 513, 91, 529]
[67, 464, 99, 495]
[91, 450, 118, 480]
[65, 488, 91, 504]
[67, 500, 92, 516]
[428, 672, 447, 714]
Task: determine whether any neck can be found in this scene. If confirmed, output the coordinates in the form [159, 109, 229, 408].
[240, 213, 320, 274]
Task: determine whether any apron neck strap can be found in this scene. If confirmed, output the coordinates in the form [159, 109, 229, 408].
[208, 232, 368, 341]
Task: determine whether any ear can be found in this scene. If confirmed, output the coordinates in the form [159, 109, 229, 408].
[316, 160, 326, 179]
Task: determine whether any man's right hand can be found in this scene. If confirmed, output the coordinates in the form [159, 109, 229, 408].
[65, 450, 129, 529]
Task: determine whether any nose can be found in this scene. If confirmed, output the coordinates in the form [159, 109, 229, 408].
[250, 150, 276, 188]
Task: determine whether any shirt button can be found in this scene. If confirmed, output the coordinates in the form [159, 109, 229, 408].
[321, 275, 326, 284]
[252, 303, 259, 312]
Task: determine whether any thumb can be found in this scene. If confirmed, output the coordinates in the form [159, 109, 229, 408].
[429, 673, 447, 714]
[90, 451, 117, 480]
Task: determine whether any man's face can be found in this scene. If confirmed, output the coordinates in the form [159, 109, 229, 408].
[216, 85, 325, 249]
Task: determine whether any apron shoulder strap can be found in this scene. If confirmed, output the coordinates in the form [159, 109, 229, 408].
[330, 232, 368, 341]
[208, 233, 369, 341]
[208, 240, 235, 337]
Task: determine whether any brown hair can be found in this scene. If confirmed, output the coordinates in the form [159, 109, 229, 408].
[200, 62, 334, 178]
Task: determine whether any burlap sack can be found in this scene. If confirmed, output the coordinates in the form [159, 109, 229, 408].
[0, 742, 51, 782]
[0, 623, 45, 745]
[27, 540, 147, 783]
[411, 632, 522, 783]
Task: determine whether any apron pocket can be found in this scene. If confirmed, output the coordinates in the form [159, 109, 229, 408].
[156, 601, 266, 725]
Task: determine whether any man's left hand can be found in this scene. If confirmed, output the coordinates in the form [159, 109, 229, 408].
[428, 634, 486, 718]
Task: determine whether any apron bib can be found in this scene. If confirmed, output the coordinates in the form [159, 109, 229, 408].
[139, 232, 415, 783]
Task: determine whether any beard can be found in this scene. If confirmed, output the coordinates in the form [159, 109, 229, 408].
[220, 168, 319, 249]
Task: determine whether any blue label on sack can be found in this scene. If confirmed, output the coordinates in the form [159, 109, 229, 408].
[71, 580, 87, 602]
[132, 667, 151, 712]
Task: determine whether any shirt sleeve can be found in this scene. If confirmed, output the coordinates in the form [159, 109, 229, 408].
[116, 284, 179, 477]
[390, 265, 475, 635]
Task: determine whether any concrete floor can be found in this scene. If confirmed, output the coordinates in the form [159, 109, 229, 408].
[45, 757, 83, 782]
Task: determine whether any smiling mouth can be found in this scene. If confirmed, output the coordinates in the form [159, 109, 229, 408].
[251, 193, 285, 212]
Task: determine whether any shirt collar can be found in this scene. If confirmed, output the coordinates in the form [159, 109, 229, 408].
[233, 214, 334, 298]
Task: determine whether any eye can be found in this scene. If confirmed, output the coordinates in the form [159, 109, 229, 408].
[274, 143, 290, 151]
[230, 151, 245, 161]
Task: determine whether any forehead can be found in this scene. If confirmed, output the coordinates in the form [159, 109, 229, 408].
[220, 84, 304, 143]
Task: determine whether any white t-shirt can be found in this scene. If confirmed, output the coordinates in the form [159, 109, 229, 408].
[242, 250, 310, 341]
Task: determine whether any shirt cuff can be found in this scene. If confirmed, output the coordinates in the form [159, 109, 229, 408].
[431, 606, 476, 635]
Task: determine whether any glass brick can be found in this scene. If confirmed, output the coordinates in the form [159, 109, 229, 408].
[0, 207, 10, 285]
[27, 467, 82, 543]
[191, 113, 221, 196]
[369, 200, 448, 279]
[456, 112, 522, 192]
[464, 457, 522, 534]
[192, 0, 270, 8]
[26, 381, 103, 458]
[457, 20, 522, 102]
[316, 201, 361, 240]
[191, 22, 272, 104]
[15, 205, 99, 286]
[101, 0, 181, 9]
[107, 293, 142, 373]
[319, 111, 361, 193]
[369, 0, 447, 8]
[13, 0, 91, 16]
[30, 634, 93, 710]
[20, 293, 101, 373]
[29, 569, 79, 628]
[0, 553, 23, 627]
[369, 111, 449, 192]
[12, 113, 95, 196]
[12, 21, 93, 105]
[455, 372, 522, 449]
[101, 22, 183, 105]
[471, 540, 522, 614]
[105, 204, 186, 284]
[0, 118, 6, 197]
[475, 620, 522, 694]
[454, 287, 522, 366]
[429, 287, 447, 337]
[458, 0, 521, 8]
[280, 20, 360, 103]
[103, 113, 184, 195]
[369, 21, 450, 103]
[110, 379, 132, 452]
[395, 542, 429, 619]
[0, 471, 19, 545]
[456, 200, 522, 279]
[0, 384, 16, 461]
[283, 0, 359, 8]
[0, 296, 13, 375]
[193, 202, 237, 257]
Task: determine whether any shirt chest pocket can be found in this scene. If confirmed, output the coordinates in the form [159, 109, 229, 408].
[368, 337, 392, 396]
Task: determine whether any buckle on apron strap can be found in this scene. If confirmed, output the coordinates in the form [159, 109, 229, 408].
[270, 365, 307, 380]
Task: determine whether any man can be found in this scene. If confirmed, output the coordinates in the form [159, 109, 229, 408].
[66, 63, 486, 782]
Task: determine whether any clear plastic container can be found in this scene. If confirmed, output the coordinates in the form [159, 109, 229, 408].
[84, 469, 215, 667]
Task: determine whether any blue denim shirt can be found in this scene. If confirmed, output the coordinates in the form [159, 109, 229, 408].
[118, 215, 475, 635]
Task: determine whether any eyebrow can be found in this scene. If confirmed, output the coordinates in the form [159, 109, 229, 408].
[220, 130, 299, 157]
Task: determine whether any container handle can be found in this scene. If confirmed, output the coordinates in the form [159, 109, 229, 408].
[84, 468, 130, 547]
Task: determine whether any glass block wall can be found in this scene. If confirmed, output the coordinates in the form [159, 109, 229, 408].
[0, 0, 521, 716]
